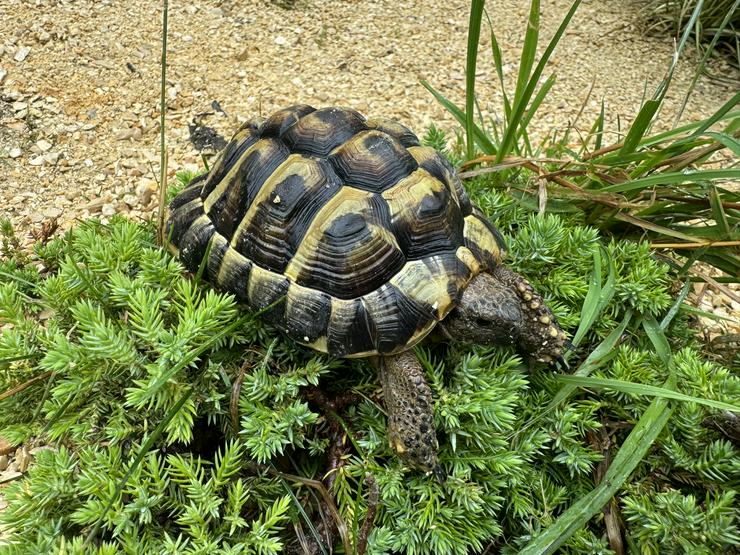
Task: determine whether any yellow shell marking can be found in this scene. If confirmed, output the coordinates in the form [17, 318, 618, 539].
[283, 186, 401, 283]
[390, 257, 455, 320]
[229, 153, 319, 247]
[455, 246, 481, 276]
[463, 215, 504, 266]
[202, 138, 269, 214]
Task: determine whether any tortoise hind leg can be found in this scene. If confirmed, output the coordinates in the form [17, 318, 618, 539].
[377, 351, 444, 482]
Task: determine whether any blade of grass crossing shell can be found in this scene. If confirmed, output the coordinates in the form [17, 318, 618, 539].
[557, 376, 740, 413]
[421, 80, 497, 155]
[495, 0, 582, 162]
[518, 394, 673, 555]
[465, 0, 486, 160]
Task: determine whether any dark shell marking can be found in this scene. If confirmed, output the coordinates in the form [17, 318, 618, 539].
[166, 105, 505, 357]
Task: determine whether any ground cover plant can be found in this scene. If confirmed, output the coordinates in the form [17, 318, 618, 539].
[0, 0, 739, 554]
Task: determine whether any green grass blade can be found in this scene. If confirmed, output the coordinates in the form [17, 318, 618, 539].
[495, 0, 583, 162]
[275, 473, 329, 555]
[595, 99, 605, 151]
[651, 0, 704, 109]
[642, 315, 671, 366]
[639, 110, 740, 149]
[518, 73, 557, 152]
[613, 213, 700, 242]
[421, 80, 497, 154]
[466, 0, 486, 160]
[132, 313, 253, 405]
[602, 168, 740, 193]
[486, 10, 512, 119]
[557, 376, 740, 413]
[519, 394, 673, 555]
[709, 186, 732, 238]
[514, 0, 540, 106]
[684, 91, 740, 141]
[706, 131, 740, 157]
[620, 99, 661, 156]
[570, 247, 616, 349]
[545, 310, 632, 414]
[660, 279, 691, 329]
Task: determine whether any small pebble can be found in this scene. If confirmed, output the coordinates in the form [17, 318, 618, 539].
[36, 139, 53, 152]
[13, 46, 31, 62]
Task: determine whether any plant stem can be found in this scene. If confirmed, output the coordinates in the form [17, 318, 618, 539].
[157, 0, 169, 245]
[465, 0, 485, 160]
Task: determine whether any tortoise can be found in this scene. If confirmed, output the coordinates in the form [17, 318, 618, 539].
[166, 105, 567, 479]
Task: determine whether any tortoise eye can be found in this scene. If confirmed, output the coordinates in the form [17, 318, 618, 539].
[475, 317, 492, 327]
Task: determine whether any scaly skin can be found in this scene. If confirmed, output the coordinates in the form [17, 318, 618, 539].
[380, 266, 566, 479]
[444, 265, 567, 363]
[377, 351, 443, 481]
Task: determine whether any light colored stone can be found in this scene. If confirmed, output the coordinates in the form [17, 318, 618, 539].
[13, 46, 31, 62]
[29, 155, 45, 166]
[0, 67, 6, 85]
[36, 139, 53, 152]
[82, 198, 106, 212]
[15, 446, 31, 473]
[102, 203, 117, 216]
[0, 436, 15, 456]
[136, 179, 157, 206]
[8, 147, 22, 159]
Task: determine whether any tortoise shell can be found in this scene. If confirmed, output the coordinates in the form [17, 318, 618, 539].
[166, 105, 506, 357]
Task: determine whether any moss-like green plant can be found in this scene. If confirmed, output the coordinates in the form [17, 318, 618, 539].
[0, 191, 737, 554]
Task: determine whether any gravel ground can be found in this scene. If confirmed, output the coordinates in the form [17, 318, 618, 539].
[0, 1, 737, 313]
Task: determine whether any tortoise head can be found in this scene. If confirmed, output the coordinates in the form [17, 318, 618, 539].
[443, 265, 567, 364]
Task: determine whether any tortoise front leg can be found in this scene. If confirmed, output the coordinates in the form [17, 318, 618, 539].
[377, 351, 444, 481]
